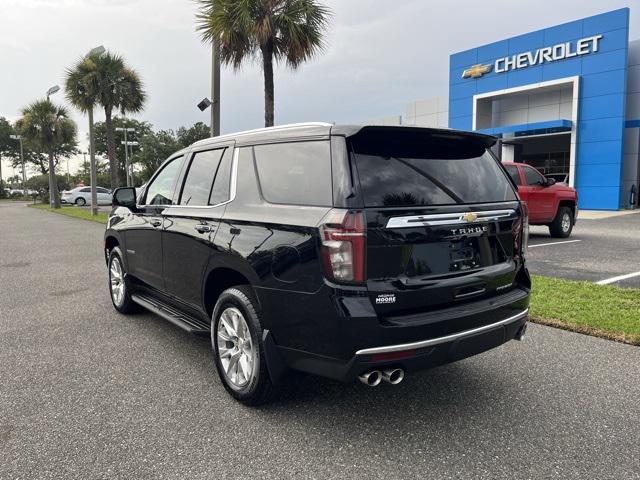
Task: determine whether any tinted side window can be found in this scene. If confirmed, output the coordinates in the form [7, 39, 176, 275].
[144, 156, 183, 206]
[97, 187, 109, 194]
[209, 148, 233, 205]
[80, 187, 90, 193]
[505, 165, 521, 186]
[523, 166, 545, 186]
[180, 149, 224, 206]
[254, 141, 332, 206]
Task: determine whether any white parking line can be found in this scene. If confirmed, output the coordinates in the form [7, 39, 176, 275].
[596, 271, 640, 285]
[528, 239, 582, 249]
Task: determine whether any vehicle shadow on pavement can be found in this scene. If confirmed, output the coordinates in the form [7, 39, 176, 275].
[151, 317, 526, 425]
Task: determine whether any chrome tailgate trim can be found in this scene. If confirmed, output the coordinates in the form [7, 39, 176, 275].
[385, 209, 516, 228]
[355, 308, 528, 356]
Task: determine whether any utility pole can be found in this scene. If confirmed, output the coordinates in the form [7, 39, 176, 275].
[211, 39, 220, 137]
[88, 107, 98, 216]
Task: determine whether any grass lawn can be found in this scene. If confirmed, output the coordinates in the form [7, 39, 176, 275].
[530, 275, 640, 346]
[28, 203, 108, 224]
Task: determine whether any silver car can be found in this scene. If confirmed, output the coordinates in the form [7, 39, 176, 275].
[61, 186, 112, 206]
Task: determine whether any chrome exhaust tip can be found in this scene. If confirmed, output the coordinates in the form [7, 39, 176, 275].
[515, 323, 527, 341]
[358, 370, 382, 387]
[382, 368, 404, 385]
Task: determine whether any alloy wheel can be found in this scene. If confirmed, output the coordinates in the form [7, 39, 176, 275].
[217, 307, 255, 388]
[561, 213, 571, 232]
[109, 257, 125, 307]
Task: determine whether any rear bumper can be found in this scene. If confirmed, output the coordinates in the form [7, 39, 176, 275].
[276, 308, 528, 382]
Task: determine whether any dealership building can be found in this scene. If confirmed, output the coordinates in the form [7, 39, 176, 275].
[374, 8, 639, 210]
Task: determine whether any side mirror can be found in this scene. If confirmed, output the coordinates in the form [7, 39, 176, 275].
[545, 178, 556, 187]
[112, 187, 137, 209]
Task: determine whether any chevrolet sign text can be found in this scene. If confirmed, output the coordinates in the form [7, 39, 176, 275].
[495, 34, 603, 73]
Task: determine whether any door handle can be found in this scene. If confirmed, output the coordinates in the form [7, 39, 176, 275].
[194, 224, 213, 233]
[150, 218, 162, 228]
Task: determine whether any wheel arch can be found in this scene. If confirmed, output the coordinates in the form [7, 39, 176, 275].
[104, 232, 124, 266]
[558, 199, 576, 217]
[203, 267, 257, 318]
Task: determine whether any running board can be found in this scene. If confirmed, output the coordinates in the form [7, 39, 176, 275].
[131, 293, 211, 334]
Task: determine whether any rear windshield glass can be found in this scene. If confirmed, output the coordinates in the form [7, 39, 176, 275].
[350, 130, 516, 207]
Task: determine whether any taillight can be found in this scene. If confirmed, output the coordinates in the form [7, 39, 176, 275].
[319, 210, 366, 283]
[513, 202, 529, 258]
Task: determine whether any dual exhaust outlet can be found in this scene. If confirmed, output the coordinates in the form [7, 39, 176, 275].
[358, 368, 404, 387]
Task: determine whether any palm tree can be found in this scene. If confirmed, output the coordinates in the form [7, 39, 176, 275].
[16, 100, 76, 208]
[65, 53, 102, 213]
[196, 0, 331, 127]
[70, 51, 145, 188]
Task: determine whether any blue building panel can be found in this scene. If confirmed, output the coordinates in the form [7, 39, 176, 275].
[579, 94, 626, 120]
[576, 140, 623, 164]
[581, 49, 627, 75]
[449, 8, 631, 210]
[582, 9, 629, 35]
[508, 31, 544, 54]
[578, 117, 626, 143]
[507, 65, 544, 88]
[477, 40, 509, 63]
[581, 69, 627, 97]
[541, 56, 582, 81]
[575, 162, 623, 187]
[543, 20, 583, 45]
[449, 115, 473, 131]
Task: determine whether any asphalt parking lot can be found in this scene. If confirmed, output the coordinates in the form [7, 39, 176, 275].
[526, 211, 640, 288]
[1, 202, 639, 480]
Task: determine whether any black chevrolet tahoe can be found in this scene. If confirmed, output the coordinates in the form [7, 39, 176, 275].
[105, 123, 531, 405]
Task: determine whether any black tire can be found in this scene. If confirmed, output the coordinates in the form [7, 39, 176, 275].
[107, 247, 138, 314]
[548, 206, 574, 238]
[75, 197, 86, 207]
[211, 286, 275, 406]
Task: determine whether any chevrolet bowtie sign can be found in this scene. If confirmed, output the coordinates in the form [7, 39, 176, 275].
[461, 64, 492, 79]
[461, 34, 603, 79]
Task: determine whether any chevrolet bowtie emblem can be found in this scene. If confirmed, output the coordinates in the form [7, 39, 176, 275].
[461, 63, 492, 79]
[462, 212, 478, 222]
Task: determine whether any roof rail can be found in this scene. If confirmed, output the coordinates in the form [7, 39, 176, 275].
[190, 122, 333, 147]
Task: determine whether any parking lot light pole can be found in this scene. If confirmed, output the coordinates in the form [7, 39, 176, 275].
[9, 134, 26, 191]
[211, 40, 220, 137]
[85, 45, 105, 216]
[116, 126, 136, 187]
[46, 85, 60, 207]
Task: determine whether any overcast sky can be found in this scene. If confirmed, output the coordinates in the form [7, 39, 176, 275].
[1, 0, 639, 178]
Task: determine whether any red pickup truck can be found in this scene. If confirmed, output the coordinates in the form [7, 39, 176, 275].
[503, 162, 578, 238]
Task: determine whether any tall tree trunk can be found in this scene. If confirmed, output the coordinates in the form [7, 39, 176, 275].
[261, 43, 275, 127]
[48, 150, 60, 209]
[104, 107, 119, 188]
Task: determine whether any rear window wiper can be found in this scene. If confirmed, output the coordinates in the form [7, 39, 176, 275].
[389, 157, 464, 204]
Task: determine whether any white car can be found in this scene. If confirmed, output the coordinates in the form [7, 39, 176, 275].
[61, 186, 112, 206]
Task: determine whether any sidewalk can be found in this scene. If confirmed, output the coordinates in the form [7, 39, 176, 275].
[578, 209, 640, 220]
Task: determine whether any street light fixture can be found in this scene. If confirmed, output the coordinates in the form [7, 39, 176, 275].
[197, 98, 212, 111]
[46, 85, 60, 99]
[9, 134, 26, 191]
[87, 45, 105, 57]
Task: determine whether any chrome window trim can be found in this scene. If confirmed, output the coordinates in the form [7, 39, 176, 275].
[385, 208, 516, 228]
[137, 148, 239, 212]
[355, 308, 528, 356]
